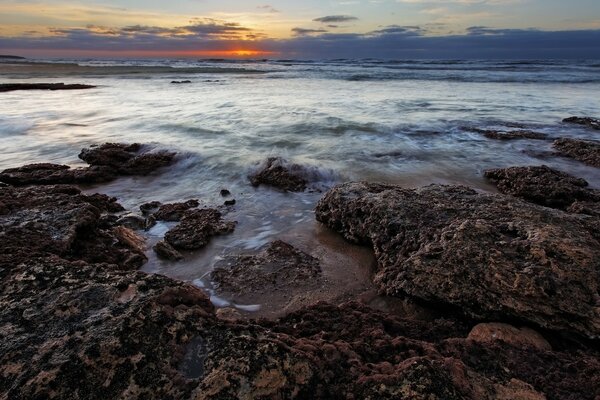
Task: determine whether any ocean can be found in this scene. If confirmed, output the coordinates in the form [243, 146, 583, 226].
[1, 58, 599, 311]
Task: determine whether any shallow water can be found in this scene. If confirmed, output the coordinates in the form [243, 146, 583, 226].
[1, 58, 599, 313]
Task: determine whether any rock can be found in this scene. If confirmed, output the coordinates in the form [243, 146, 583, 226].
[0, 185, 144, 269]
[315, 182, 600, 338]
[79, 143, 177, 175]
[211, 240, 321, 296]
[164, 209, 236, 250]
[113, 226, 147, 254]
[468, 323, 552, 351]
[171, 80, 192, 84]
[563, 116, 600, 130]
[249, 157, 308, 192]
[153, 240, 184, 261]
[0, 83, 96, 92]
[140, 200, 162, 215]
[220, 189, 231, 197]
[116, 213, 151, 230]
[0, 163, 117, 186]
[224, 199, 236, 206]
[568, 201, 600, 217]
[553, 138, 600, 167]
[484, 165, 600, 211]
[470, 128, 548, 140]
[153, 200, 200, 222]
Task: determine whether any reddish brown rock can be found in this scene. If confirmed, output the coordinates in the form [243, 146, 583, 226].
[468, 323, 552, 351]
[553, 138, 600, 168]
[249, 157, 308, 192]
[153, 240, 184, 261]
[153, 199, 200, 222]
[79, 143, 176, 175]
[164, 209, 236, 250]
[315, 182, 600, 338]
[484, 165, 599, 211]
[0, 163, 117, 186]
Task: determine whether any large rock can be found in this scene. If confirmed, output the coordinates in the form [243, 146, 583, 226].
[164, 209, 236, 250]
[79, 143, 176, 175]
[563, 116, 600, 130]
[0, 83, 96, 92]
[249, 157, 309, 192]
[468, 128, 548, 140]
[316, 182, 600, 338]
[153, 200, 200, 221]
[0, 163, 116, 186]
[484, 165, 600, 211]
[553, 138, 600, 168]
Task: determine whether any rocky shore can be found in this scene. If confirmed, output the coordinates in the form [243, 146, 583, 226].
[1, 137, 600, 399]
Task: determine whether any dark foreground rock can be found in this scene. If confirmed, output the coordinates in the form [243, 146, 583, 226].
[249, 157, 309, 192]
[553, 138, 600, 167]
[468, 128, 548, 140]
[211, 240, 321, 299]
[0, 185, 145, 269]
[0, 143, 177, 186]
[563, 116, 600, 130]
[0, 83, 96, 92]
[154, 240, 184, 261]
[316, 182, 600, 338]
[164, 209, 236, 250]
[484, 165, 600, 212]
[153, 200, 200, 221]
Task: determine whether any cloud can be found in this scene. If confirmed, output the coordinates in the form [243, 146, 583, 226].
[291, 27, 329, 37]
[313, 15, 359, 23]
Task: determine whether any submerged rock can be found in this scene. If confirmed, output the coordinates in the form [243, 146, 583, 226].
[153, 240, 184, 261]
[164, 209, 236, 250]
[0, 83, 96, 92]
[249, 157, 309, 192]
[469, 128, 548, 140]
[153, 199, 200, 222]
[563, 116, 600, 130]
[211, 240, 321, 296]
[316, 182, 600, 338]
[484, 165, 600, 211]
[553, 138, 600, 167]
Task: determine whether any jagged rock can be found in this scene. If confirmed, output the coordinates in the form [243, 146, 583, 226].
[0, 83, 96, 92]
[467, 323, 552, 351]
[211, 240, 321, 296]
[153, 240, 184, 261]
[484, 165, 599, 211]
[116, 213, 152, 230]
[249, 157, 308, 192]
[553, 138, 600, 167]
[563, 116, 600, 130]
[568, 201, 600, 217]
[140, 201, 162, 215]
[153, 200, 200, 222]
[164, 209, 235, 250]
[316, 182, 600, 338]
[0, 163, 116, 186]
[0, 185, 144, 269]
[79, 143, 176, 175]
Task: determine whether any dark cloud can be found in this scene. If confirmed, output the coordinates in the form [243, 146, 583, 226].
[313, 15, 358, 23]
[1, 23, 600, 59]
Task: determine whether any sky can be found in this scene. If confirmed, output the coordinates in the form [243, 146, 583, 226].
[0, 0, 599, 59]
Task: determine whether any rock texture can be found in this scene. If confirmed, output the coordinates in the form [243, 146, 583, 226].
[0, 83, 96, 92]
[164, 209, 236, 250]
[484, 165, 600, 211]
[153, 240, 184, 261]
[249, 157, 309, 192]
[153, 200, 200, 222]
[211, 240, 321, 296]
[563, 116, 600, 130]
[0, 143, 177, 186]
[316, 182, 600, 338]
[553, 138, 600, 168]
[469, 128, 548, 140]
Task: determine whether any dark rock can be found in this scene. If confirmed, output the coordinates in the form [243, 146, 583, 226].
[116, 213, 151, 230]
[153, 240, 184, 261]
[0, 185, 144, 269]
[220, 189, 231, 197]
[211, 240, 321, 296]
[484, 165, 600, 211]
[553, 138, 600, 167]
[79, 143, 176, 175]
[249, 157, 308, 192]
[0, 83, 96, 92]
[568, 201, 600, 217]
[0, 163, 117, 186]
[171, 80, 192, 84]
[224, 199, 236, 206]
[316, 182, 600, 338]
[467, 323, 552, 351]
[140, 200, 162, 215]
[153, 199, 200, 222]
[563, 116, 600, 130]
[164, 209, 235, 250]
[469, 128, 548, 140]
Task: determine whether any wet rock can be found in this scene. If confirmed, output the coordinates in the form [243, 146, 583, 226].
[153, 240, 184, 261]
[164, 209, 235, 250]
[249, 157, 308, 192]
[116, 213, 150, 230]
[568, 201, 600, 217]
[553, 138, 600, 167]
[211, 240, 321, 296]
[316, 182, 600, 338]
[468, 323, 552, 351]
[563, 116, 600, 130]
[220, 189, 231, 197]
[0, 185, 144, 269]
[171, 80, 192, 84]
[470, 128, 548, 140]
[79, 143, 177, 175]
[140, 200, 162, 215]
[224, 199, 236, 206]
[0, 83, 96, 92]
[153, 199, 200, 222]
[0, 163, 117, 186]
[484, 165, 600, 211]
